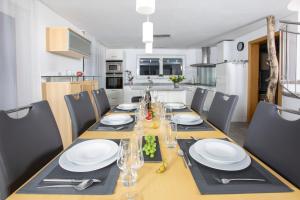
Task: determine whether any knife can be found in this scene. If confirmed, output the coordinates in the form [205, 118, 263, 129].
[43, 178, 101, 183]
[183, 151, 192, 167]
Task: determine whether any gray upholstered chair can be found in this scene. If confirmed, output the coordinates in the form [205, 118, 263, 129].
[191, 88, 208, 114]
[244, 101, 300, 188]
[207, 92, 238, 134]
[92, 88, 111, 118]
[0, 101, 63, 199]
[65, 91, 96, 140]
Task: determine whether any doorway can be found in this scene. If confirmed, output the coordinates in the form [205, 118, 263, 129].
[247, 32, 281, 121]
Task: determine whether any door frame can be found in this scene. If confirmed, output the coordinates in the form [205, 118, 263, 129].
[247, 32, 281, 121]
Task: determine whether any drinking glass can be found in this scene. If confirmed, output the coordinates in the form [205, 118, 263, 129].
[165, 122, 178, 148]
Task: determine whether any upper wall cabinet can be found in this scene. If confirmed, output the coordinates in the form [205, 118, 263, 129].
[106, 49, 124, 60]
[46, 27, 91, 59]
[216, 41, 232, 63]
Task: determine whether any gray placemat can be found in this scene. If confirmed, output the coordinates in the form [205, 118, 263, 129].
[177, 139, 292, 194]
[176, 121, 215, 132]
[17, 139, 120, 195]
[89, 115, 135, 131]
[166, 107, 193, 113]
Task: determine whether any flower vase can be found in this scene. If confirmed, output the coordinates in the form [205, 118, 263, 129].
[173, 82, 179, 88]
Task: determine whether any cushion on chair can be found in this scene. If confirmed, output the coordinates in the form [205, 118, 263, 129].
[244, 101, 300, 188]
[0, 101, 63, 198]
[65, 91, 96, 140]
[207, 92, 238, 134]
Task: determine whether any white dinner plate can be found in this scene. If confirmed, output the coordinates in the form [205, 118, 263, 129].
[59, 151, 117, 172]
[194, 139, 246, 164]
[101, 114, 133, 126]
[117, 103, 138, 111]
[189, 144, 251, 171]
[65, 139, 118, 166]
[172, 114, 203, 125]
[164, 103, 186, 110]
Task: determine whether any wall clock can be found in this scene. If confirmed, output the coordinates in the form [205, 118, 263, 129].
[237, 42, 245, 51]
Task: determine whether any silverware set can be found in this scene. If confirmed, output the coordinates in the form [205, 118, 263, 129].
[37, 178, 101, 191]
[214, 177, 266, 184]
[96, 125, 127, 131]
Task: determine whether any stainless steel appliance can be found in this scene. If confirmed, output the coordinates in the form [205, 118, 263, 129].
[106, 60, 123, 73]
[190, 47, 216, 86]
[106, 73, 123, 89]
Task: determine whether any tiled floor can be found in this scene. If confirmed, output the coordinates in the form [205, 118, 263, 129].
[228, 122, 249, 146]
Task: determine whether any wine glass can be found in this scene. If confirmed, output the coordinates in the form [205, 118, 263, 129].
[165, 122, 178, 148]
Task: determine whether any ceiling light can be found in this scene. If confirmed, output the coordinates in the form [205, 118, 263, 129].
[288, 0, 300, 11]
[136, 0, 155, 15]
[145, 42, 153, 54]
[143, 21, 153, 43]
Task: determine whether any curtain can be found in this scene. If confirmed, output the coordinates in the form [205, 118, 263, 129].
[0, 0, 40, 111]
[84, 34, 106, 88]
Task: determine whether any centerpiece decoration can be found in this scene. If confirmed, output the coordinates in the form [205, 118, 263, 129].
[169, 75, 185, 88]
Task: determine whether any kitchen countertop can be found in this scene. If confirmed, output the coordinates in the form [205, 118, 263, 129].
[124, 82, 216, 91]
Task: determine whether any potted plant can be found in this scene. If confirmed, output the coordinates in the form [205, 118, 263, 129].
[169, 75, 185, 88]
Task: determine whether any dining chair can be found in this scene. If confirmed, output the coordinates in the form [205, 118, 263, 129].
[190, 88, 208, 114]
[65, 91, 96, 140]
[0, 101, 63, 199]
[244, 101, 300, 188]
[92, 88, 111, 117]
[131, 96, 143, 103]
[207, 92, 238, 134]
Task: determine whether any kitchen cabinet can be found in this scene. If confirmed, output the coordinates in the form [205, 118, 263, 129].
[42, 80, 98, 148]
[106, 49, 124, 60]
[216, 41, 232, 63]
[46, 27, 91, 59]
[185, 86, 196, 106]
[124, 86, 144, 103]
[106, 89, 124, 106]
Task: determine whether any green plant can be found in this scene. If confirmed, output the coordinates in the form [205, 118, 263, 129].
[169, 75, 185, 83]
[143, 135, 157, 158]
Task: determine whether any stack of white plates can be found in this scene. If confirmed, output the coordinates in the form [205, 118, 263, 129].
[189, 139, 251, 171]
[117, 103, 138, 111]
[172, 114, 203, 125]
[101, 114, 133, 126]
[165, 103, 186, 110]
[59, 139, 119, 172]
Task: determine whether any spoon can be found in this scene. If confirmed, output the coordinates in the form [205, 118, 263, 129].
[37, 179, 95, 191]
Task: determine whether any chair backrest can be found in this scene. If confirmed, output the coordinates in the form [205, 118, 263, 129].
[92, 89, 111, 117]
[207, 92, 238, 134]
[65, 91, 96, 140]
[191, 88, 208, 114]
[131, 96, 143, 103]
[244, 101, 300, 188]
[0, 101, 63, 198]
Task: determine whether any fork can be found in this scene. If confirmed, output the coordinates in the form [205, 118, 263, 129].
[37, 179, 95, 191]
[216, 178, 266, 184]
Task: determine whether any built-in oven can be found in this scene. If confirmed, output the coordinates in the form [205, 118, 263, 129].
[106, 73, 123, 89]
[106, 60, 123, 73]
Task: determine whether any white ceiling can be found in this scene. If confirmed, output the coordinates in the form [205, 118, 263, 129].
[40, 0, 293, 48]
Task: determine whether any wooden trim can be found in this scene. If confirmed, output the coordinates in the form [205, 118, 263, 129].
[247, 32, 281, 121]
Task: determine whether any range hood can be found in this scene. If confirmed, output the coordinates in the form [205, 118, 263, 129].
[191, 47, 216, 68]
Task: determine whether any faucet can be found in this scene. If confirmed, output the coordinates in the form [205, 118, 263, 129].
[147, 76, 154, 88]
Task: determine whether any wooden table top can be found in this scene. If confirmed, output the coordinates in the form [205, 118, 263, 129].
[7, 113, 300, 200]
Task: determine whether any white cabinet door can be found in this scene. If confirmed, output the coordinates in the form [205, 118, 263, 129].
[123, 87, 143, 103]
[106, 89, 124, 106]
[106, 49, 123, 60]
[185, 86, 196, 106]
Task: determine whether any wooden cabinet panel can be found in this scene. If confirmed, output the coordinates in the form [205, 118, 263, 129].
[42, 81, 98, 148]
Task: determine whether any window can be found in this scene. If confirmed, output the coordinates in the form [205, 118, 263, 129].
[163, 58, 183, 75]
[139, 58, 160, 75]
[138, 56, 185, 76]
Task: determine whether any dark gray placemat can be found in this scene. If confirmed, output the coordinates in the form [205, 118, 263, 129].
[17, 139, 120, 195]
[111, 106, 137, 113]
[176, 121, 215, 132]
[177, 139, 292, 194]
[166, 107, 193, 113]
[142, 136, 162, 163]
[89, 115, 135, 131]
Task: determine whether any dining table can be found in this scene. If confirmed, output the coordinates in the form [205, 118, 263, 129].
[6, 108, 300, 200]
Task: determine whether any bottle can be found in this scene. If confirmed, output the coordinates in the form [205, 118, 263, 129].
[144, 86, 152, 118]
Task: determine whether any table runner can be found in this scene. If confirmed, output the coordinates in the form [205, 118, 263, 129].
[17, 139, 120, 195]
[177, 139, 292, 194]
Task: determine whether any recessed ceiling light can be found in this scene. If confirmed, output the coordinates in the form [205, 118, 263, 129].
[136, 0, 155, 15]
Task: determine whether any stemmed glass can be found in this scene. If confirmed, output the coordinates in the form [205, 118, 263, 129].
[117, 139, 144, 200]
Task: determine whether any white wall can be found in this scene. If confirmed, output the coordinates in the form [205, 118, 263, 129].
[37, 2, 84, 76]
[121, 48, 200, 83]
